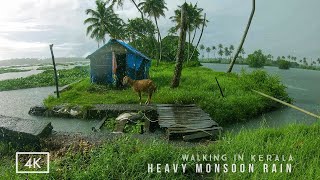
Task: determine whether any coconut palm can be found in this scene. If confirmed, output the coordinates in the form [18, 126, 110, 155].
[212, 46, 216, 58]
[229, 45, 234, 56]
[139, 0, 168, 65]
[170, 3, 207, 61]
[84, 0, 124, 47]
[224, 47, 231, 60]
[206, 47, 211, 59]
[200, 44, 205, 59]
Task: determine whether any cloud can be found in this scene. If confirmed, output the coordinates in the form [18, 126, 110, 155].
[0, 0, 320, 61]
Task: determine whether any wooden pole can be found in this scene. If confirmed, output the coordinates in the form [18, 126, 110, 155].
[252, 89, 320, 119]
[215, 77, 224, 97]
[49, 44, 60, 98]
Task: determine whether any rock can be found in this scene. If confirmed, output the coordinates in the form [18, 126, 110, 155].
[0, 115, 53, 146]
[28, 105, 48, 116]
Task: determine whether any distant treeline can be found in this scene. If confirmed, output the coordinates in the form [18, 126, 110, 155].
[0, 57, 88, 67]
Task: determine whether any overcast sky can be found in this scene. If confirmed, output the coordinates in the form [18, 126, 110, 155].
[0, 0, 319, 61]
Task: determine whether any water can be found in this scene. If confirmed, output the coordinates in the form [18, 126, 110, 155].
[0, 69, 43, 80]
[0, 63, 88, 81]
[202, 63, 320, 132]
[0, 87, 99, 133]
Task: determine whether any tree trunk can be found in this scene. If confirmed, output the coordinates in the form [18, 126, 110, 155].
[187, 25, 190, 63]
[191, 28, 197, 45]
[227, 0, 255, 73]
[171, 3, 187, 88]
[154, 17, 162, 66]
[187, 13, 206, 62]
[131, 0, 144, 21]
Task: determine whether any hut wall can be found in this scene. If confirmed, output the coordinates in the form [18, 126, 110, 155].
[90, 52, 113, 84]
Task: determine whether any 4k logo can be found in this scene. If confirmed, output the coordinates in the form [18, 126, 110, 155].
[16, 152, 50, 173]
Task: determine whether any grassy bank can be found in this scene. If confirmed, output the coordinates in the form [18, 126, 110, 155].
[44, 62, 290, 125]
[1, 123, 319, 179]
[0, 66, 89, 91]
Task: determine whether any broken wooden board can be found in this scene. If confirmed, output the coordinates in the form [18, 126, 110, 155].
[156, 104, 222, 141]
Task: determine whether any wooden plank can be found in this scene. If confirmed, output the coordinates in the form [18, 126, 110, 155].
[159, 120, 217, 126]
[168, 127, 222, 133]
[92, 116, 108, 132]
[183, 131, 214, 141]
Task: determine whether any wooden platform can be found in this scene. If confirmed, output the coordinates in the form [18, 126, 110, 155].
[156, 104, 222, 140]
[87, 104, 222, 140]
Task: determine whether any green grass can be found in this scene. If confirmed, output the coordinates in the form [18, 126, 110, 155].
[44, 62, 290, 125]
[1, 123, 319, 179]
[0, 66, 89, 91]
[0, 67, 30, 74]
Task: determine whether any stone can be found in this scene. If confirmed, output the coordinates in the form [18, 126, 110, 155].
[0, 115, 53, 145]
[28, 105, 48, 116]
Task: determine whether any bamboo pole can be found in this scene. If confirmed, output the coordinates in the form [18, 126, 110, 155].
[49, 44, 60, 98]
[252, 89, 320, 119]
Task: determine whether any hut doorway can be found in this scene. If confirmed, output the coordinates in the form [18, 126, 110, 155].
[115, 53, 127, 88]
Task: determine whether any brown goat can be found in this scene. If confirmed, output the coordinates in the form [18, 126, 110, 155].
[123, 76, 156, 105]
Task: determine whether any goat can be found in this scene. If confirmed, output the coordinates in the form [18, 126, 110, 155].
[123, 76, 156, 105]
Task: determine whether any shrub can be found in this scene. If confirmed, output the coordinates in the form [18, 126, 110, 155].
[246, 50, 267, 68]
[278, 59, 291, 69]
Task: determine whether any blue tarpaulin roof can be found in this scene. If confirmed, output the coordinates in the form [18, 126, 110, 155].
[86, 39, 151, 61]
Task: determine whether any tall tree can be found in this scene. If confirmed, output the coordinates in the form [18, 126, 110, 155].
[200, 44, 205, 59]
[139, 0, 168, 65]
[171, 3, 187, 88]
[218, 49, 224, 59]
[170, 3, 207, 62]
[206, 47, 211, 59]
[227, 0, 255, 73]
[84, 0, 124, 47]
[224, 47, 230, 60]
[218, 44, 223, 59]
[212, 46, 216, 58]
[229, 45, 234, 59]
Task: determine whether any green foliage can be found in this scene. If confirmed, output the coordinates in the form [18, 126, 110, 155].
[1, 124, 320, 179]
[44, 62, 290, 125]
[0, 66, 89, 91]
[129, 36, 159, 59]
[278, 59, 291, 69]
[84, 0, 125, 44]
[246, 50, 267, 68]
[161, 35, 199, 61]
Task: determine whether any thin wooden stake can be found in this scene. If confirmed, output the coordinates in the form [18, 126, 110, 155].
[49, 44, 60, 98]
[215, 77, 224, 97]
[252, 89, 320, 119]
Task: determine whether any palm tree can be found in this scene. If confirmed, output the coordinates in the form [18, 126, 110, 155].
[200, 44, 205, 59]
[218, 44, 223, 59]
[229, 45, 234, 56]
[84, 0, 124, 47]
[139, 0, 168, 65]
[212, 46, 216, 58]
[218, 49, 224, 60]
[224, 47, 231, 60]
[170, 3, 207, 62]
[206, 47, 211, 59]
